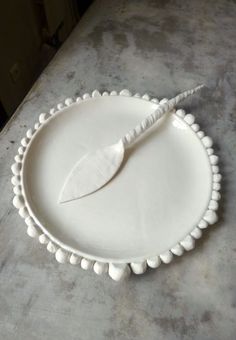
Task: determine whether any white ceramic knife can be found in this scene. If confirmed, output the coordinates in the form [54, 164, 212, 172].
[59, 85, 204, 203]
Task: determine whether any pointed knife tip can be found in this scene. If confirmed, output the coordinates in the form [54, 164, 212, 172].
[58, 198, 66, 204]
[58, 192, 85, 204]
[58, 192, 68, 204]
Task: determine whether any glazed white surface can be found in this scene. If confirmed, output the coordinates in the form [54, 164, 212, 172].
[59, 86, 203, 203]
[21, 94, 212, 262]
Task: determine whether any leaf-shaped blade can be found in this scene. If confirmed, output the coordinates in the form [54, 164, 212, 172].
[58, 140, 124, 203]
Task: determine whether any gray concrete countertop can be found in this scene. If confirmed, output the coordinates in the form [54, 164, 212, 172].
[0, 1, 235, 339]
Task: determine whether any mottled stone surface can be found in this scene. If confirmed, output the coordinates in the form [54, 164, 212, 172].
[0, 1, 236, 339]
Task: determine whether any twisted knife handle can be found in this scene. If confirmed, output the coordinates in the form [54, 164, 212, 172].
[121, 84, 204, 147]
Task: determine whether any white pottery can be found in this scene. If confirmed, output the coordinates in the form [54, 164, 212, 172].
[59, 86, 203, 202]
[11, 89, 221, 281]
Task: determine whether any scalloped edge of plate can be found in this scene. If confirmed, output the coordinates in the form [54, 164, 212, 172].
[11, 89, 221, 281]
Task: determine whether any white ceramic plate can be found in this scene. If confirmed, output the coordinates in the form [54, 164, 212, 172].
[11, 90, 221, 280]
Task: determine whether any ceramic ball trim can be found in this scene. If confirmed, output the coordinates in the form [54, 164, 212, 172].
[11, 89, 221, 281]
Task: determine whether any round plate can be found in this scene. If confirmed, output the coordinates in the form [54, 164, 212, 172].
[11, 90, 221, 280]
